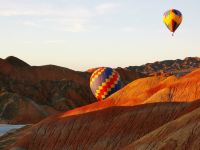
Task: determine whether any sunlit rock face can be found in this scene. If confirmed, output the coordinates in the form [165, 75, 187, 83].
[7, 69, 200, 150]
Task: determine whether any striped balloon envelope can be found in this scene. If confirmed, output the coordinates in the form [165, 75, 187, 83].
[90, 67, 122, 101]
[163, 9, 182, 36]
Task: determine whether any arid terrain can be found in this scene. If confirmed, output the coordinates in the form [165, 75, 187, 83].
[0, 56, 199, 150]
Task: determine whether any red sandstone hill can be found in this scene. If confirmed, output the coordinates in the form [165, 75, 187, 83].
[0, 56, 88, 83]
[7, 101, 200, 150]
[4, 69, 200, 150]
[124, 104, 200, 150]
[0, 56, 145, 124]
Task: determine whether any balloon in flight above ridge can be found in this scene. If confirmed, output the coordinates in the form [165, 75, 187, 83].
[90, 67, 122, 101]
[163, 9, 183, 36]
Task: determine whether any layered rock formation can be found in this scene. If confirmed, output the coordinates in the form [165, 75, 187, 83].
[1, 63, 198, 124]
[124, 104, 200, 150]
[7, 101, 200, 150]
[0, 56, 145, 123]
[5, 68, 200, 150]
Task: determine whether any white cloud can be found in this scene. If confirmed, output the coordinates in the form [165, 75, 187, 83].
[121, 27, 136, 32]
[64, 23, 86, 32]
[0, 6, 93, 32]
[0, 1, 121, 32]
[0, 10, 49, 17]
[21, 21, 40, 28]
[41, 17, 89, 32]
[44, 40, 66, 44]
[95, 3, 120, 15]
[22, 41, 34, 44]
[0, 7, 92, 18]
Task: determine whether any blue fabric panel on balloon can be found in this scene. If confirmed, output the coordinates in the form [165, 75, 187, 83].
[107, 80, 122, 98]
[172, 9, 182, 16]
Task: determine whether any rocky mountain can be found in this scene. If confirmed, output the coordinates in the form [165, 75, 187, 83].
[0, 56, 94, 124]
[0, 56, 145, 124]
[127, 57, 200, 76]
[4, 68, 200, 150]
[4, 56, 30, 68]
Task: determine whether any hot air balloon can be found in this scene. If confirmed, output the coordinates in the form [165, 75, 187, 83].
[163, 9, 183, 36]
[90, 67, 122, 101]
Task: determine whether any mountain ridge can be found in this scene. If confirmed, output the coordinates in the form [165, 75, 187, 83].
[126, 57, 200, 76]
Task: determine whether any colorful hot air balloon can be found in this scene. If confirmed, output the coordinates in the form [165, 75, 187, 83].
[163, 9, 183, 36]
[90, 67, 122, 101]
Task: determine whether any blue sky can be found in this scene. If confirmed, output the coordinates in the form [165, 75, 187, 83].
[0, 0, 199, 70]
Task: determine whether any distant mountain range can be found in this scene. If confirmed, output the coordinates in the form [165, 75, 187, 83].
[126, 57, 200, 76]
